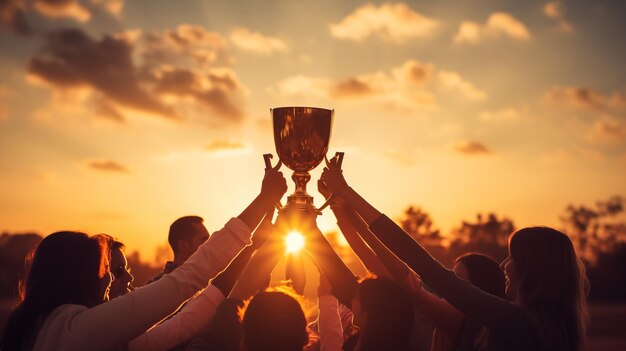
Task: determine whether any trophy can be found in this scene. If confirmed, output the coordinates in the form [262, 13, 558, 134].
[269, 106, 336, 215]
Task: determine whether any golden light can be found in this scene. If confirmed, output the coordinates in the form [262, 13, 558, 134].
[285, 231, 305, 254]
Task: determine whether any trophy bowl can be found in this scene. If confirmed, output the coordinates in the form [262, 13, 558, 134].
[272, 106, 333, 210]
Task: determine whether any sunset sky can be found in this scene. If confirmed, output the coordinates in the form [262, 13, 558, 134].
[1, 0, 625, 260]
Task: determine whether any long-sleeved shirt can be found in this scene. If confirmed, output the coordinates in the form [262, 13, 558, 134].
[128, 285, 224, 351]
[317, 296, 344, 351]
[32, 218, 251, 351]
[369, 214, 542, 351]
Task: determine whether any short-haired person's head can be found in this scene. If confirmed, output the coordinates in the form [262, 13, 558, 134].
[168, 216, 209, 263]
[352, 277, 414, 351]
[507, 226, 588, 351]
[454, 253, 506, 298]
[0, 231, 111, 349]
[242, 291, 309, 351]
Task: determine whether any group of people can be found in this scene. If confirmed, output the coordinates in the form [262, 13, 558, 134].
[0, 156, 589, 351]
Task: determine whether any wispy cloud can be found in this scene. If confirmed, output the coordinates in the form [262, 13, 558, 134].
[270, 59, 485, 110]
[330, 3, 439, 44]
[454, 12, 531, 44]
[546, 86, 626, 112]
[543, 2, 573, 32]
[229, 27, 288, 55]
[33, 0, 91, 22]
[206, 139, 245, 152]
[87, 160, 130, 173]
[452, 141, 492, 155]
[0, 0, 31, 34]
[437, 71, 487, 101]
[586, 117, 626, 145]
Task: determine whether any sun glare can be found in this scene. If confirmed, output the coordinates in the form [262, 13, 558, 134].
[285, 231, 305, 254]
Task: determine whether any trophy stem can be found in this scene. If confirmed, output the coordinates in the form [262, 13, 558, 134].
[284, 171, 315, 210]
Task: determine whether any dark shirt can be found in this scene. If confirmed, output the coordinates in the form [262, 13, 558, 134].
[369, 214, 543, 351]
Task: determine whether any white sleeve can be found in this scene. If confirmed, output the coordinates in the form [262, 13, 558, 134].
[318, 295, 344, 351]
[128, 285, 225, 351]
[35, 218, 251, 351]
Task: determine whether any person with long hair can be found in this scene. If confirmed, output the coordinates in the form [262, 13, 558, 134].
[320, 157, 588, 351]
[0, 163, 287, 351]
[94, 235, 134, 300]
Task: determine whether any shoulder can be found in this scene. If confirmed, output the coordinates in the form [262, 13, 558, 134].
[33, 304, 87, 350]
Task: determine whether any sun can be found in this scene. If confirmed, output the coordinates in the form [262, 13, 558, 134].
[285, 231, 305, 254]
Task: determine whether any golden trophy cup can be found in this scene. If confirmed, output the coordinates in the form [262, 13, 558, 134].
[271, 106, 334, 214]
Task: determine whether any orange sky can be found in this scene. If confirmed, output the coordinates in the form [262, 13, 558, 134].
[1, 0, 625, 261]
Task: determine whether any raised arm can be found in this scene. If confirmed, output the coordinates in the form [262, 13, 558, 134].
[127, 211, 276, 351]
[318, 180, 391, 278]
[54, 163, 287, 351]
[321, 162, 540, 348]
[303, 215, 358, 307]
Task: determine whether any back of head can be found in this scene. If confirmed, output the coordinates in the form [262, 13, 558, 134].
[242, 291, 308, 351]
[168, 216, 204, 254]
[0, 231, 107, 350]
[509, 227, 588, 351]
[455, 253, 506, 298]
[356, 277, 414, 351]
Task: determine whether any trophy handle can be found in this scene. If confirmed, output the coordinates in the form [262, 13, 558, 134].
[263, 153, 283, 210]
[316, 152, 345, 214]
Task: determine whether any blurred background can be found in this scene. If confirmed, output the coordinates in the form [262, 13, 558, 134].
[1, 0, 625, 349]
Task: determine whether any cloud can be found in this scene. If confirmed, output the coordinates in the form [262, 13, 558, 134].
[543, 2, 573, 32]
[87, 159, 129, 173]
[206, 140, 245, 152]
[91, 0, 124, 16]
[454, 12, 531, 44]
[437, 71, 487, 101]
[382, 149, 416, 165]
[0, 0, 31, 34]
[27, 28, 179, 120]
[586, 117, 626, 144]
[330, 3, 439, 43]
[27, 26, 247, 123]
[452, 141, 491, 155]
[33, 0, 90, 22]
[152, 66, 246, 120]
[546, 86, 626, 111]
[270, 59, 484, 111]
[229, 27, 288, 55]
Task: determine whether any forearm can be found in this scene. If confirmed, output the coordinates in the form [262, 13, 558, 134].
[333, 208, 391, 277]
[211, 245, 256, 297]
[338, 187, 381, 226]
[344, 208, 409, 282]
[307, 229, 358, 307]
[71, 218, 252, 350]
[318, 296, 344, 351]
[229, 237, 283, 300]
[368, 215, 537, 344]
[128, 285, 225, 351]
[237, 193, 275, 233]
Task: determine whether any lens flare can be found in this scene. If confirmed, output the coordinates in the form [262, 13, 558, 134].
[285, 231, 305, 254]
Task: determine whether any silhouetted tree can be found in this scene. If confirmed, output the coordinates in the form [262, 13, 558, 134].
[561, 195, 626, 264]
[448, 213, 513, 264]
[397, 206, 454, 266]
[561, 195, 626, 301]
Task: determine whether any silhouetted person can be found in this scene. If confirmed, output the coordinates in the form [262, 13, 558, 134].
[95, 234, 134, 299]
[149, 216, 210, 283]
[321, 157, 589, 351]
[0, 164, 287, 351]
[242, 291, 309, 351]
[408, 253, 506, 351]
